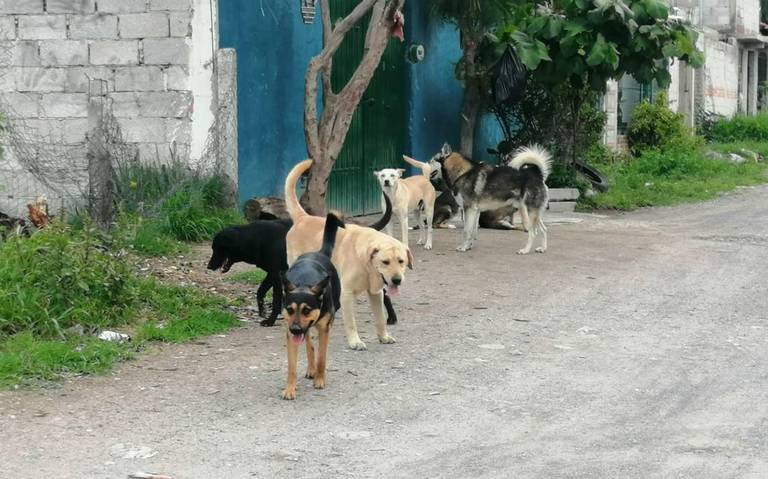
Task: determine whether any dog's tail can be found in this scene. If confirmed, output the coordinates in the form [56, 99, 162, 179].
[402, 155, 432, 178]
[508, 145, 552, 181]
[367, 192, 392, 231]
[284, 159, 312, 221]
[320, 212, 345, 258]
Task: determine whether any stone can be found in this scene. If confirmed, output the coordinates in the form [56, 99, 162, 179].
[165, 65, 188, 90]
[169, 11, 191, 37]
[119, 117, 166, 143]
[149, 0, 191, 11]
[18, 15, 67, 40]
[108, 92, 140, 117]
[0, 92, 41, 117]
[114, 66, 164, 91]
[0, 0, 44, 14]
[548, 188, 580, 202]
[69, 14, 118, 40]
[137, 91, 192, 117]
[46, 0, 96, 13]
[2, 41, 40, 66]
[39, 40, 89, 66]
[547, 201, 577, 213]
[119, 13, 170, 38]
[40, 93, 88, 118]
[142, 37, 188, 65]
[15, 67, 69, 92]
[89, 40, 139, 65]
[0, 16, 15, 40]
[97, 0, 147, 13]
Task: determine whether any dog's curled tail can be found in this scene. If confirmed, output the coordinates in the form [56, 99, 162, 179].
[509, 145, 552, 180]
[320, 213, 345, 258]
[402, 155, 432, 178]
[284, 159, 313, 221]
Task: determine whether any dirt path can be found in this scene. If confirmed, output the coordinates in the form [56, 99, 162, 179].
[2, 186, 768, 478]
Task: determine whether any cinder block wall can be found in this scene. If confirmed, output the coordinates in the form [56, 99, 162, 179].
[0, 0, 201, 214]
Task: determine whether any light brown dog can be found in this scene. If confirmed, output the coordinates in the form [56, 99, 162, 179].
[374, 156, 437, 249]
[285, 160, 413, 350]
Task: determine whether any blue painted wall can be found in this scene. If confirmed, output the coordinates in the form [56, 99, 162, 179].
[219, 1, 321, 204]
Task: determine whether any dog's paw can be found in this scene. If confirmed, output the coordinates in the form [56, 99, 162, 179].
[535, 247, 546, 253]
[348, 339, 368, 351]
[304, 369, 315, 379]
[378, 335, 396, 344]
[281, 387, 296, 400]
[313, 377, 326, 389]
[424, 242, 432, 250]
[387, 315, 398, 325]
[517, 248, 530, 255]
[456, 244, 471, 252]
[446, 224, 457, 229]
[416, 238, 424, 245]
[259, 318, 277, 327]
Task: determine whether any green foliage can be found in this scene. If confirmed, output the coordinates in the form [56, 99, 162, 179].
[626, 91, 697, 154]
[500, 0, 704, 90]
[114, 215, 188, 257]
[0, 333, 132, 388]
[225, 269, 267, 285]
[0, 223, 138, 339]
[708, 113, 768, 143]
[161, 177, 244, 242]
[581, 144, 768, 210]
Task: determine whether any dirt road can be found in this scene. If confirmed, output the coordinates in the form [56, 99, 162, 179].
[2, 186, 768, 478]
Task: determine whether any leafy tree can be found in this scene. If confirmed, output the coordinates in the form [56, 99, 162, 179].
[431, 0, 519, 156]
[484, 0, 705, 164]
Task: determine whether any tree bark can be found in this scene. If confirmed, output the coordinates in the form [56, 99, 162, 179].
[301, 0, 404, 214]
[459, 38, 480, 158]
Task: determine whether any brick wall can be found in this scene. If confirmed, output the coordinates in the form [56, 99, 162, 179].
[0, 0, 207, 215]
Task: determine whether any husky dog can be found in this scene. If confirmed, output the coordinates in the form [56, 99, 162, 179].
[430, 143, 551, 254]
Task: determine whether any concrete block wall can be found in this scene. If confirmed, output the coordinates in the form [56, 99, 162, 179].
[0, 0, 205, 214]
[700, 33, 740, 117]
[700, 0, 762, 36]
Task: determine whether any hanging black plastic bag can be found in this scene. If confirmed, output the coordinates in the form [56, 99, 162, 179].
[493, 45, 527, 106]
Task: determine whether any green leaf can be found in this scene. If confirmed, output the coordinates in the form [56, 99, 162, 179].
[528, 16, 548, 35]
[586, 34, 608, 66]
[655, 68, 672, 88]
[544, 17, 563, 39]
[643, 0, 668, 19]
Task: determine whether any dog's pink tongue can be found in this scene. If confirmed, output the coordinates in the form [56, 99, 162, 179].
[291, 334, 305, 345]
[387, 285, 400, 297]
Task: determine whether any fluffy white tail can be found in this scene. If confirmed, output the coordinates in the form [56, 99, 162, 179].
[508, 145, 552, 180]
[402, 155, 432, 178]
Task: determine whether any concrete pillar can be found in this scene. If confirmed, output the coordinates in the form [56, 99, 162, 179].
[216, 48, 239, 207]
[739, 48, 749, 113]
[603, 80, 619, 150]
[748, 49, 759, 115]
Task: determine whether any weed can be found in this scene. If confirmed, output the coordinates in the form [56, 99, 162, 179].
[225, 269, 267, 285]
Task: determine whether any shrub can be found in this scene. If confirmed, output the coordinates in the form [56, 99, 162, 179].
[708, 113, 768, 143]
[627, 92, 693, 155]
[0, 223, 138, 339]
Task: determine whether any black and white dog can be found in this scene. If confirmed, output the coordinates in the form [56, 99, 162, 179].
[430, 143, 551, 253]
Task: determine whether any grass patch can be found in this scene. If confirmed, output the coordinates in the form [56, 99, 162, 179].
[580, 145, 768, 210]
[707, 141, 768, 158]
[225, 269, 267, 285]
[0, 225, 239, 388]
[129, 219, 189, 257]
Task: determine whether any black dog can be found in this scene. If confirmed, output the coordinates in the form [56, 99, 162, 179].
[207, 218, 293, 326]
[207, 194, 400, 326]
[280, 213, 343, 400]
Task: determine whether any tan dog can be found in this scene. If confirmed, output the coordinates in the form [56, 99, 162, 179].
[285, 160, 414, 351]
[374, 155, 437, 250]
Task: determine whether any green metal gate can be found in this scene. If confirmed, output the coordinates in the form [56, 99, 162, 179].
[326, 0, 406, 215]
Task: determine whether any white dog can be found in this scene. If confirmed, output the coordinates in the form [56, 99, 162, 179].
[374, 155, 437, 250]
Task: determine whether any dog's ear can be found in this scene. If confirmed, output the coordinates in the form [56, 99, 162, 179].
[396, 168, 405, 178]
[441, 143, 452, 156]
[406, 247, 414, 270]
[281, 271, 295, 292]
[368, 246, 380, 262]
[310, 276, 330, 296]
[373, 170, 380, 178]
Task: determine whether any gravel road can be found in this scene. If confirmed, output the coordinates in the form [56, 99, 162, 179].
[2, 186, 767, 478]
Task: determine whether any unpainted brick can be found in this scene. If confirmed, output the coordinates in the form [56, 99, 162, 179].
[143, 37, 188, 65]
[108, 92, 140, 117]
[69, 14, 118, 40]
[20, 118, 86, 145]
[169, 11, 191, 37]
[2, 41, 40, 66]
[137, 91, 192, 117]
[39, 40, 88, 66]
[114, 66, 164, 91]
[46, 0, 95, 14]
[14, 66, 69, 92]
[0, 0, 44, 14]
[0, 92, 41, 117]
[119, 13, 169, 38]
[165, 118, 190, 143]
[18, 15, 67, 40]
[119, 117, 167, 143]
[97, 0, 147, 14]
[65, 66, 115, 92]
[40, 92, 88, 117]
[89, 40, 139, 65]
[165, 65, 188, 90]
[149, 0, 191, 11]
[0, 16, 16, 40]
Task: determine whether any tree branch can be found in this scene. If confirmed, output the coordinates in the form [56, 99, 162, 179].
[320, 0, 334, 101]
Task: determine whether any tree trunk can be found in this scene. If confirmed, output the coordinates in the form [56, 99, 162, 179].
[459, 40, 480, 157]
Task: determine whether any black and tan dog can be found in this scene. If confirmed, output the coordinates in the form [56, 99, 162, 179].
[280, 213, 344, 400]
